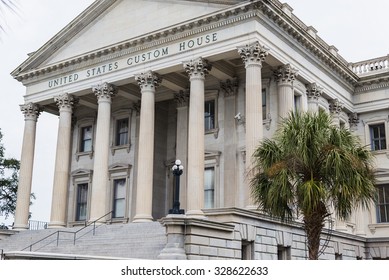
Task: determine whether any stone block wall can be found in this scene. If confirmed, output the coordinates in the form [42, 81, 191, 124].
[160, 208, 381, 260]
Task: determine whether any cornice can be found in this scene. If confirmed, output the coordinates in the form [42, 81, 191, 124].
[354, 80, 389, 93]
[257, 0, 360, 86]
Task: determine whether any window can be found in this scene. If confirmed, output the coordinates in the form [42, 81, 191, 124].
[112, 178, 126, 218]
[205, 100, 215, 131]
[377, 185, 389, 223]
[241, 241, 254, 260]
[76, 183, 88, 221]
[116, 118, 129, 146]
[262, 88, 267, 120]
[294, 94, 302, 113]
[370, 123, 386, 151]
[277, 245, 291, 260]
[204, 167, 215, 209]
[80, 125, 92, 152]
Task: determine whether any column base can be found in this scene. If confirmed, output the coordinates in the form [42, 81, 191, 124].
[185, 209, 206, 219]
[132, 214, 153, 223]
[158, 237, 187, 260]
[12, 223, 29, 231]
[48, 221, 66, 229]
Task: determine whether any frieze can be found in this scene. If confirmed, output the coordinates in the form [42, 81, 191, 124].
[46, 32, 218, 90]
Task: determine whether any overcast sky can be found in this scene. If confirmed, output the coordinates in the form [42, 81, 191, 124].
[1, 0, 388, 225]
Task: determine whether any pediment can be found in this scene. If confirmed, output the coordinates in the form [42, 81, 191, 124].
[13, 0, 237, 75]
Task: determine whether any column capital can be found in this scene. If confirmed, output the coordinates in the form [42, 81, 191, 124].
[92, 82, 117, 102]
[329, 98, 343, 115]
[238, 42, 269, 67]
[54, 93, 78, 111]
[306, 82, 323, 101]
[174, 89, 190, 107]
[183, 57, 212, 80]
[132, 100, 141, 116]
[220, 77, 239, 98]
[348, 112, 359, 129]
[20, 102, 42, 121]
[274, 64, 298, 84]
[135, 70, 162, 91]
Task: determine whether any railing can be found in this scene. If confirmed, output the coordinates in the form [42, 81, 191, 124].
[28, 220, 48, 231]
[350, 55, 389, 75]
[22, 211, 112, 252]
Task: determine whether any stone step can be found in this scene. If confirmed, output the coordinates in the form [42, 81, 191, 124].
[0, 222, 167, 259]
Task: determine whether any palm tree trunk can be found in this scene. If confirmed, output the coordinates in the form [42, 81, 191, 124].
[303, 202, 328, 260]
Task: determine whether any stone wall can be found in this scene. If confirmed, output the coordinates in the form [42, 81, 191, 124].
[160, 208, 372, 260]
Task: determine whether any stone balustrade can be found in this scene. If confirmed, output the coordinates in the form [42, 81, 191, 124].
[350, 55, 389, 75]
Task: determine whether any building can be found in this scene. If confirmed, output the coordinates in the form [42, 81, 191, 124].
[1, 0, 389, 259]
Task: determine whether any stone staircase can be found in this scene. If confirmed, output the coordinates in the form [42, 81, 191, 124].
[0, 222, 167, 259]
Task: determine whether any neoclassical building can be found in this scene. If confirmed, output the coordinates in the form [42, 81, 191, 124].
[5, 0, 389, 259]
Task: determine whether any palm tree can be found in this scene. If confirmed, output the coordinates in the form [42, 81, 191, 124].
[250, 110, 376, 260]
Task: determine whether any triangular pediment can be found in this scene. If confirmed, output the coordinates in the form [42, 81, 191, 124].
[13, 0, 239, 76]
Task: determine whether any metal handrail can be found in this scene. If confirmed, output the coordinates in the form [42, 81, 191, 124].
[22, 211, 113, 252]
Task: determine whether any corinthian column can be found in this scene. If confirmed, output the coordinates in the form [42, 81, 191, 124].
[329, 99, 343, 128]
[49, 93, 77, 228]
[306, 83, 323, 113]
[133, 71, 161, 223]
[275, 64, 298, 120]
[184, 57, 212, 218]
[13, 103, 41, 230]
[89, 83, 117, 222]
[238, 42, 268, 208]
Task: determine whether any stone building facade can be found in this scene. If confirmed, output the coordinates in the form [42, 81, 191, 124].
[10, 0, 389, 259]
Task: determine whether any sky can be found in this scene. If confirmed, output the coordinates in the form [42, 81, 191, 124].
[0, 0, 388, 225]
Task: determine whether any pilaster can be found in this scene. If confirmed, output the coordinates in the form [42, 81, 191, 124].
[220, 78, 239, 207]
[348, 112, 359, 131]
[306, 82, 323, 113]
[329, 99, 343, 127]
[174, 90, 189, 209]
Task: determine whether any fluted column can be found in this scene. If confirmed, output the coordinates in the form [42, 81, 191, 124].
[130, 101, 141, 221]
[330, 99, 347, 231]
[133, 71, 161, 223]
[329, 99, 343, 128]
[220, 78, 239, 207]
[306, 83, 323, 113]
[89, 83, 117, 222]
[275, 64, 298, 120]
[184, 57, 211, 218]
[49, 93, 77, 228]
[13, 103, 41, 230]
[174, 89, 189, 209]
[238, 42, 268, 208]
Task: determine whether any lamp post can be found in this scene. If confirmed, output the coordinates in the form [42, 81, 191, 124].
[168, 159, 185, 214]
